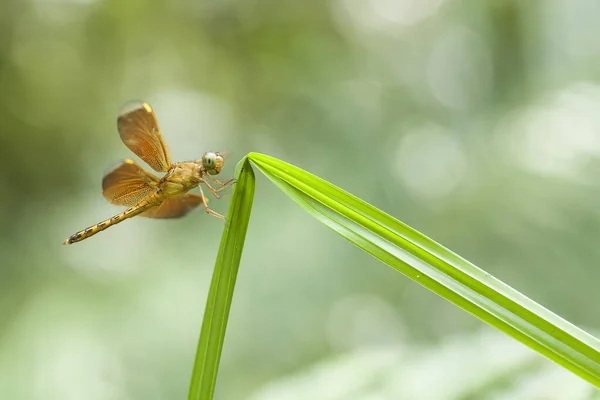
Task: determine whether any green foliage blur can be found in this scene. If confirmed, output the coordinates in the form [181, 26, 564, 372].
[1, 0, 600, 398]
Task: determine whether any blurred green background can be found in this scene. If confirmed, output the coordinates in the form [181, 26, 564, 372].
[1, 0, 600, 398]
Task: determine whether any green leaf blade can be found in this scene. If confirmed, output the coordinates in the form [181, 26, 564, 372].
[248, 152, 600, 387]
[188, 157, 255, 400]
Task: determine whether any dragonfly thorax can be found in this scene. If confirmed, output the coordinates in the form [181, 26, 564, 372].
[160, 162, 202, 196]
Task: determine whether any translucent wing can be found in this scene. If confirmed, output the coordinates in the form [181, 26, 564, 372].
[140, 194, 206, 219]
[102, 159, 160, 207]
[117, 100, 172, 172]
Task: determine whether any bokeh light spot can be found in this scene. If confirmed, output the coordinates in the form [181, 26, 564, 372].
[393, 124, 466, 200]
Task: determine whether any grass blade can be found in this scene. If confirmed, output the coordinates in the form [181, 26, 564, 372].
[188, 157, 255, 400]
[248, 152, 600, 387]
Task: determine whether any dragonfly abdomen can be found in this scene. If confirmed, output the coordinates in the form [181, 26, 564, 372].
[63, 197, 159, 245]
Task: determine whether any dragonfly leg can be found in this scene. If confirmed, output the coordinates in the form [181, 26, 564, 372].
[203, 179, 234, 199]
[198, 184, 225, 220]
[206, 176, 236, 188]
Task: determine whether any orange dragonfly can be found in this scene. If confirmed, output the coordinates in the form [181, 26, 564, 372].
[63, 100, 234, 245]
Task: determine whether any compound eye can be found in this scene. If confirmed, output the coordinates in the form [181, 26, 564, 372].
[202, 152, 217, 168]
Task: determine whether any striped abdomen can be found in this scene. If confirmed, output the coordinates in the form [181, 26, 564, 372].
[63, 197, 159, 245]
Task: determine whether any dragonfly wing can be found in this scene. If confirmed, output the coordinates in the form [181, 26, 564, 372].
[102, 159, 160, 207]
[140, 194, 206, 219]
[117, 100, 172, 172]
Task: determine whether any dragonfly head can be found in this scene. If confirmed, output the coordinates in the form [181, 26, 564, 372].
[201, 151, 224, 175]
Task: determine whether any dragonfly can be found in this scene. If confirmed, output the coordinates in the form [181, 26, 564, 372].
[63, 100, 234, 245]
